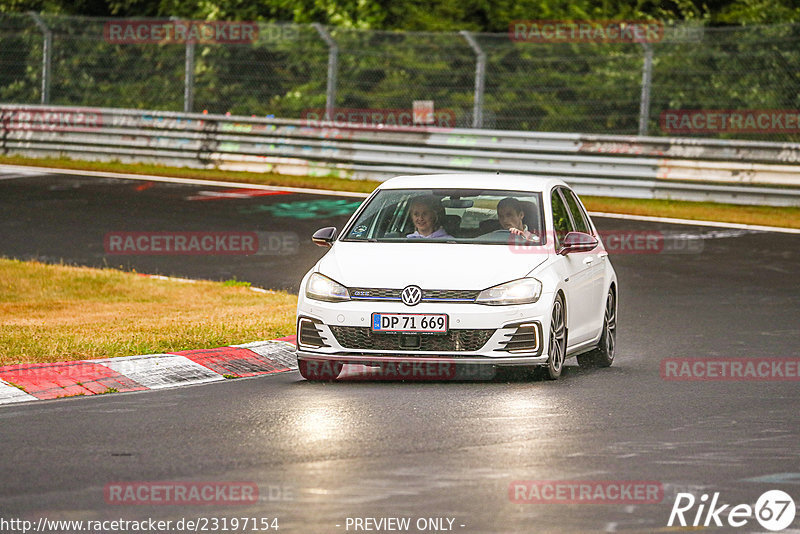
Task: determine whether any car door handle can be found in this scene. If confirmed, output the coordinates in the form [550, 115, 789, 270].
[583, 257, 594, 265]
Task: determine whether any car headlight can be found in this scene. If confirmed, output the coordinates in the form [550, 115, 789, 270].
[306, 273, 350, 302]
[475, 278, 542, 306]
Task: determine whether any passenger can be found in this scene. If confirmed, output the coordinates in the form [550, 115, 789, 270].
[406, 195, 453, 239]
[496, 197, 539, 242]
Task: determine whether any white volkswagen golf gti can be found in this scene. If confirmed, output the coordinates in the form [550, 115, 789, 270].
[296, 174, 617, 381]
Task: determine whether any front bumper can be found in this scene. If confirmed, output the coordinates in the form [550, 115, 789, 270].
[296, 299, 550, 367]
[296, 351, 549, 367]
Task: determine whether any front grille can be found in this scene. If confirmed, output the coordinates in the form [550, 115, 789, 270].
[423, 289, 479, 301]
[348, 287, 478, 303]
[329, 326, 494, 352]
[350, 288, 401, 300]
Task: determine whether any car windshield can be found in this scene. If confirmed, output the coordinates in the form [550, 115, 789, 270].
[342, 188, 546, 245]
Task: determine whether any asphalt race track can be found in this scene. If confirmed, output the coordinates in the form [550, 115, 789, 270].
[0, 169, 364, 291]
[1, 169, 799, 533]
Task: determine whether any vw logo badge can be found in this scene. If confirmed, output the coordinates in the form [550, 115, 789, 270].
[401, 285, 422, 306]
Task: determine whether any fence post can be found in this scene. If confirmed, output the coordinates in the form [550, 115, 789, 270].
[638, 42, 653, 136]
[28, 12, 52, 105]
[460, 30, 485, 129]
[313, 23, 338, 120]
[184, 40, 195, 113]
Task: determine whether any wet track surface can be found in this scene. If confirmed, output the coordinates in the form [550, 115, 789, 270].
[0, 169, 363, 291]
[1, 169, 799, 533]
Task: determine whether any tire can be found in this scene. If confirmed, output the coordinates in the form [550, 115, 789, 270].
[577, 289, 617, 368]
[541, 293, 566, 380]
[298, 359, 343, 381]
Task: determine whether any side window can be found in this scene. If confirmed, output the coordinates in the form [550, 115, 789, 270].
[562, 189, 590, 234]
[550, 189, 574, 245]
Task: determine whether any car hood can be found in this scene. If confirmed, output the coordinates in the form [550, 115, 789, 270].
[317, 242, 549, 290]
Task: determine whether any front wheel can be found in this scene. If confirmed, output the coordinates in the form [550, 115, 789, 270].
[298, 359, 343, 381]
[577, 289, 616, 368]
[541, 294, 566, 380]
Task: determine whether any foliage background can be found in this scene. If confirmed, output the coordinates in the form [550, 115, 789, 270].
[1, 1, 799, 139]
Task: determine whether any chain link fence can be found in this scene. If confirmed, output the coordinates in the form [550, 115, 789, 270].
[2, 13, 800, 140]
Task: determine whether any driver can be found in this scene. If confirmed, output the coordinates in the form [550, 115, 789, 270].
[496, 197, 539, 242]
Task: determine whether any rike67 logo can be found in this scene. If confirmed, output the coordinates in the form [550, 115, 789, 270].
[668, 490, 796, 531]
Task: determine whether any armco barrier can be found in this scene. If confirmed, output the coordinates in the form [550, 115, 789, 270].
[2, 104, 799, 206]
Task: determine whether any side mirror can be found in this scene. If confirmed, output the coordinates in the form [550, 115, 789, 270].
[557, 231, 598, 255]
[312, 227, 338, 248]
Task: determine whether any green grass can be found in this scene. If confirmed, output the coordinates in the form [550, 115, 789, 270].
[0, 154, 381, 194]
[1, 154, 797, 229]
[0, 259, 297, 366]
[222, 278, 252, 288]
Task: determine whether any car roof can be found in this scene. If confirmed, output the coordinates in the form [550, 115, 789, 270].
[376, 173, 570, 193]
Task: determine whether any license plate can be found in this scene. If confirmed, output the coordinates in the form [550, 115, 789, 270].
[371, 313, 448, 334]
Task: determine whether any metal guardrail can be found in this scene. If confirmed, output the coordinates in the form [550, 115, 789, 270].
[2, 104, 800, 206]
